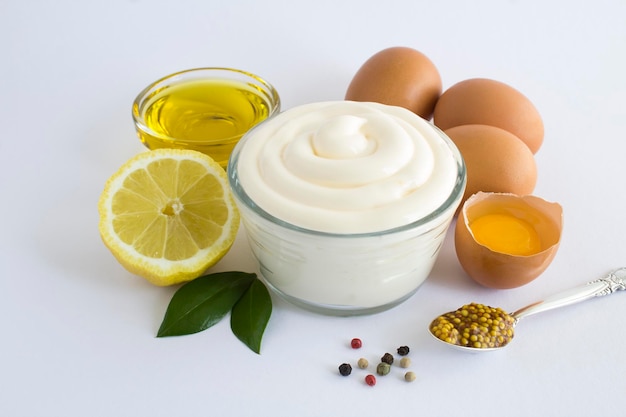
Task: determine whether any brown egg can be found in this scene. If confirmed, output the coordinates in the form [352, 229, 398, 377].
[455, 192, 563, 289]
[434, 78, 544, 153]
[345, 46, 442, 120]
[444, 124, 537, 207]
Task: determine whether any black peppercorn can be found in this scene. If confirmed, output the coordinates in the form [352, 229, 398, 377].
[397, 345, 410, 356]
[338, 363, 352, 376]
[381, 352, 394, 365]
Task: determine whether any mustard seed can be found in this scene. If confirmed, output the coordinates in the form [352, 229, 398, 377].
[429, 303, 516, 349]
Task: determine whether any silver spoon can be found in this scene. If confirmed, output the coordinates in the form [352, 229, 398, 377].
[429, 267, 626, 352]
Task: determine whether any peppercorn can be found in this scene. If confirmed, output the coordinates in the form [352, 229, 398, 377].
[376, 362, 391, 376]
[429, 303, 516, 349]
[357, 358, 369, 369]
[338, 363, 352, 376]
[397, 345, 410, 356]
[365, 374, 376, 386]
[381, 352, 394, 365]
[399, 357, 411, 368]
[404, 371, 416, 382]
[350, 338, 362, 349]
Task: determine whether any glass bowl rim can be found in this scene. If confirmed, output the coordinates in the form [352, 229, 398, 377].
[132, 67, 281, 143]
[227, 116, 467, 239]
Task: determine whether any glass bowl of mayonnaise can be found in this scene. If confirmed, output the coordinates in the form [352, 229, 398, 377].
[228, 101, 466, 315]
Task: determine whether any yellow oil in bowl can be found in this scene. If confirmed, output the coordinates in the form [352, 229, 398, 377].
[133, 68, 280, 167]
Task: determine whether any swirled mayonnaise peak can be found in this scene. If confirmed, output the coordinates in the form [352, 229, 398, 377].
[236, 101, 460, 233]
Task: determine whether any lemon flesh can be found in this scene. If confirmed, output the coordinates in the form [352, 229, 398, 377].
[98, 149, 239, 286]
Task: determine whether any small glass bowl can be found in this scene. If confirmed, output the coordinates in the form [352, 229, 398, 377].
[227, 110, 466, 316]
[132, 67, 280, 167]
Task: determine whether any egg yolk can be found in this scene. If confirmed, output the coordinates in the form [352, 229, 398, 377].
[469, 213, 541, 256]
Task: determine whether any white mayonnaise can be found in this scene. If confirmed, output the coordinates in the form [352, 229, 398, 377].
[230, 101, 465, 312]
[236, 101, 459, 233]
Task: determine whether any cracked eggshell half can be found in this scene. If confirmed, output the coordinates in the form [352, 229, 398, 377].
[455, 192, 563, 289]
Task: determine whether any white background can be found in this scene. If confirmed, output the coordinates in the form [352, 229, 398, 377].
[2, 1, 626, 416]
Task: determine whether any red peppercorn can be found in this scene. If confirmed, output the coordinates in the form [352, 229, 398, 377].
[365, 374, 376, 386]
[350, 338, 362, 349]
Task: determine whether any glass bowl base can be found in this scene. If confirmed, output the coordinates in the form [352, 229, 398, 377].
[261, 273, 422, 317]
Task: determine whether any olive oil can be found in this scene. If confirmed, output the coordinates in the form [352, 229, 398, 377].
[135, 79, 274, 167]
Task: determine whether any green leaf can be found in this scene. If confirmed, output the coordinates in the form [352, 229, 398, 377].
[231, 278, 273, 354]
[157, 271, 256, 337]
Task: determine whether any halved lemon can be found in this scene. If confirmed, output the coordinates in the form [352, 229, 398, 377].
[98, 149, 239, 286]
